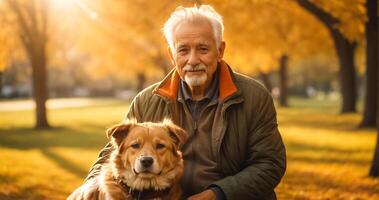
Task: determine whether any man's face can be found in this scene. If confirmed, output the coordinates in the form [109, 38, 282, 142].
[169, 20, 225, 88]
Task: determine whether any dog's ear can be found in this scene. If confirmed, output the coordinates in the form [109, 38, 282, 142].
[106, 119, 136, 147]
[163, 118, 188, 146]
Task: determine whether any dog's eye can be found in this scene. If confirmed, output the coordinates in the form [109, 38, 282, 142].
[131, 143, 140, 149]
[156, 143, 165, 149]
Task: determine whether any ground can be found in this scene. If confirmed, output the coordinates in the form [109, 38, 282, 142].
[0, 97, 378, 200]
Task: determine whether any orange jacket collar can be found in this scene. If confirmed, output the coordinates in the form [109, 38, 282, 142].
[153, 60, 238, 101]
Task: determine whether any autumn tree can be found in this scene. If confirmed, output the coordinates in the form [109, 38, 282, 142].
[296, 0, 365, 113]
[214, 0, 333, 107]
[361, 0, 378, 127]
[278, 55, 289, 106]
[3, 0, 50, 128]
[0, 35, 7, 95]
[66, 0, 193, 92]
[368, 0, 378, 177]
[0, 4, 14, 96]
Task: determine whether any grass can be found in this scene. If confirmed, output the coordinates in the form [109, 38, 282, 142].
[276, 97, 379, 199]
[0, 97, 378, 199]
[0, 98, 129, 200]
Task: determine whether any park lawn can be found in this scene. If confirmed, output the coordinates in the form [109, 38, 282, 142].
[0, 97, 378, 199]
[0, 98, 130, 200]
[276, 98, 379, 199]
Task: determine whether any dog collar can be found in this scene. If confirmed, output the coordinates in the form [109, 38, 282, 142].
[113, 176, 171, 200]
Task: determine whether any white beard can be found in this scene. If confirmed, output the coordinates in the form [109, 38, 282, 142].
[182, 63, 208, 87]
[184, 73, 207, 86]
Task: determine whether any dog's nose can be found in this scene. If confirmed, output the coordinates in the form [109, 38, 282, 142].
[140, 156, 154, 168]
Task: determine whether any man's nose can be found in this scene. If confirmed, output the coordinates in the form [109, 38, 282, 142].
[188, 50, 200, 66]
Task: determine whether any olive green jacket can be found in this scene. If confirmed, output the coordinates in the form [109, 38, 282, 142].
[86, 61, 286, 200]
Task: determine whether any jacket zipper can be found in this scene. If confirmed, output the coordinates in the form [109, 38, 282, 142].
[177, 97, 198, 196]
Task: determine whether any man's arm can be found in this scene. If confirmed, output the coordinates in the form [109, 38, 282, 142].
[84, 142, 113, 181]
[211, 93, 286, 200]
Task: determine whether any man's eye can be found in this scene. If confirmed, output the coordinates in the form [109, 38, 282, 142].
[156, 143, 165, 149]
[177, 48, 187, 53]
[131, 143, 140, 149]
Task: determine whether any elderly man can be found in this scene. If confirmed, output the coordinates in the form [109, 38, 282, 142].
[71, 5, 286, 200]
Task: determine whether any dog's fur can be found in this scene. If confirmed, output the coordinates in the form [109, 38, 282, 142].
[69, 119, 187, 200]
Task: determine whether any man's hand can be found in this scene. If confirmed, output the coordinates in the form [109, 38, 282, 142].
[67, 178, 99, 200]
[187, 189, 217, 200]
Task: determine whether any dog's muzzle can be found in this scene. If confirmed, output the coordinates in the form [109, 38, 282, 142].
[140, 156, 154, 168]
[134, 155, 160, 175]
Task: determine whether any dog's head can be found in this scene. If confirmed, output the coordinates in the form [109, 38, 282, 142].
[106, 118, 188, 179]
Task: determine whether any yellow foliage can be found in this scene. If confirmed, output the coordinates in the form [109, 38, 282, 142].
[308, 0, 366, 42]
[213, 0, 335, 74]
[0, 0, 367, 83]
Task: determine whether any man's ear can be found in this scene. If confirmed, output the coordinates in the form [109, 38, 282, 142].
[163, 118, 188, 146]
[106, 119, 136, 147]
[217, 41, 226, 62]
[167, 46, 176, 67]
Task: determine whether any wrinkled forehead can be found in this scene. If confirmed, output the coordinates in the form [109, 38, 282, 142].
[126, 124, 170, 141]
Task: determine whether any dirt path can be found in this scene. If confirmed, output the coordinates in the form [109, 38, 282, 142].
[0, 98, 122, 111]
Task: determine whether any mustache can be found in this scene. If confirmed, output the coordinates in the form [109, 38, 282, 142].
[183, 63, 207, 72]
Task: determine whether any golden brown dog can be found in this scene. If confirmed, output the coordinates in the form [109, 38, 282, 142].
[69, 119, 188, 200]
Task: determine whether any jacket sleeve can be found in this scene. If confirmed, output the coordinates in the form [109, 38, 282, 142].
[84, 97, 141, 182]
[212, 92, 286, 200]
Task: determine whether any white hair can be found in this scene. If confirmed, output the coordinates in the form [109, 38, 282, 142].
[162, 5, 224, 52]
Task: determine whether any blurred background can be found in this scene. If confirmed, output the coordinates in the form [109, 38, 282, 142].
[0, 0, 378, 199]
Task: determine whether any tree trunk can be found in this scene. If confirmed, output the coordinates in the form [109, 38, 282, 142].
[279, 55, 289, 107]
[361, 0, 378, 127]
[136, 73, 146, 92]
[373, 59, 379, 177]
[6, 0, 51, 128]
[371, 130, 379, 177]
[297, 0, 357, 113]
[259, 71, 273, 92]
[30, 47, 49, 129]
[369, 0, 379, 178]
[0, 71, 3, 97]
[331, 31, 357, 113]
